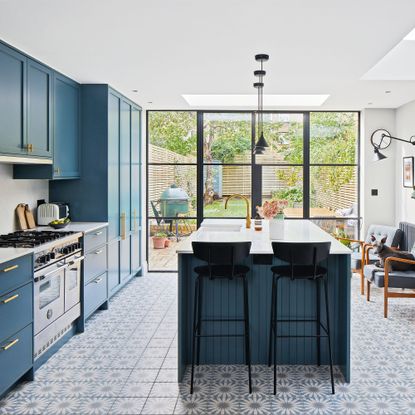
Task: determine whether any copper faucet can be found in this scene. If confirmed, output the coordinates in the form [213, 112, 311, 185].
[224, 194, 251, 229]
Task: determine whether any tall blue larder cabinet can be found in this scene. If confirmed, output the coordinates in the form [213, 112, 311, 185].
[49, 84, 142, 297]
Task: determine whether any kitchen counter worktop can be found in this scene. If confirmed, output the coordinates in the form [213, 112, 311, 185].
[177, 219, 352, 255]
[0, 247, 34, 264]
[36, 222, 108, 234]
[0, 223, 108, 264]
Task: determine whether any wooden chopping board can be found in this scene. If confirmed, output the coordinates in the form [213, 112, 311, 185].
[25, 205, 36, 229]
[15, 204, 28, 230]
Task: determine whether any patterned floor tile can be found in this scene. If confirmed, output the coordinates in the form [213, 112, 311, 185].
[110, 398, 146, 414]
[141, 397, 177, 414]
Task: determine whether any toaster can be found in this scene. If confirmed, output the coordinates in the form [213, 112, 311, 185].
[37, 203, 69, 225]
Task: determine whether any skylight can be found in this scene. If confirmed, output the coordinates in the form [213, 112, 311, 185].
[182, 94, 330, 107]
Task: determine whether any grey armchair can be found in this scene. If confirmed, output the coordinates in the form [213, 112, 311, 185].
[364, 222, 415, 318]
[337, 224, 403, 296]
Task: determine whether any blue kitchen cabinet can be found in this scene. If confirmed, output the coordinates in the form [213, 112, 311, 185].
[49, 84, 142, 302]
[0, 254, 34, 398]
[27, 59, 53, 158]
[131, 106, 141, 273]
[120, 99, 132, 282]
[0, 43, 27, 156]
[53, 73, 80, 178]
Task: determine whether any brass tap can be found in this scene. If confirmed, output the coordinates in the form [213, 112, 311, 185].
[224, 194, 251, 229]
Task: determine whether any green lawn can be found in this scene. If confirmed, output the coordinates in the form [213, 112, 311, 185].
[204, 198, 248, 217]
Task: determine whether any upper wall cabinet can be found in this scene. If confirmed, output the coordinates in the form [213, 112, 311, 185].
[13, 70, 81, 179]
[0, 43, 27, 156]
[53, 74, 80, 178]
[27, 59, 53, 158]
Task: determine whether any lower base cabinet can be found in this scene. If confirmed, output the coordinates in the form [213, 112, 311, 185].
[0, 254, 33, 397]
[84, 272, 108, 319]
[0, 324, 33, 396]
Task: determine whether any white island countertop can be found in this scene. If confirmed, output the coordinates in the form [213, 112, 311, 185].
[176, 219, 352, 255]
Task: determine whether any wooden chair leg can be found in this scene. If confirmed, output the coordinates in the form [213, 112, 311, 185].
[366, 280, 370, 302]
[360, 271, 365, 296]
[384, 289, 388, 318]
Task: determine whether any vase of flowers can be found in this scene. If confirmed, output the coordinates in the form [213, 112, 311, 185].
[256, 199, 288, 239]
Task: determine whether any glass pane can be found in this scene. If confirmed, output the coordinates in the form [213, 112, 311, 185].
[255, 113, 303, 164]
[148, 165, 197, 217]
[311, 219, 359, 243]
[203, 113, 252, 163]
[310, 112, 358, 164]
[39, 274, 61, 309]
[148, 218, 197, 271]
[203, 165, 251, 217]
[310, 166, 358, 217]
[148, 111, 197, 163]
[261, 166, 303, 217]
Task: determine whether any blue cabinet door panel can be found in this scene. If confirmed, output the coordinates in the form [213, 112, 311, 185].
[131, 106, 141, 272]
[54, 74, 80, 178]
[27, 59, 52, 158]
[0, 44, 26, 155]
[0, 324, 33, 397]
[108, 92, 120, 241]
[108, 239, 120, 294]
[120, 99, 131, 279]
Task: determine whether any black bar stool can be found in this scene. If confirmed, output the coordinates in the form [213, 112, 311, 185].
[190, 241, 252, 394]
[268, 241, 335, 395]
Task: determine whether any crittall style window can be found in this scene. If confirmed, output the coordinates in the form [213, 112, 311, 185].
[147, 110, 359, 272]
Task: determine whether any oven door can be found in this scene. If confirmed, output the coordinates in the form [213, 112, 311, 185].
[65, 254, 83, 312]
[34, 261, 66, 335]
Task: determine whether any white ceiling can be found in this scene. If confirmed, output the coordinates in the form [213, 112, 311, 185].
[1, 0, 415, 110]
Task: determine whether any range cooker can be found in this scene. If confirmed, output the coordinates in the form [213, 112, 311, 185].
[0, 230, 83, 360]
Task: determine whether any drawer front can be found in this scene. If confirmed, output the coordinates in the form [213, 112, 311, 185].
[0, 283, 32, 343]
[84, 227, 107, 253]
[0, 324, 33, 396]
[84, 245, 107, 284]
[0, 255, 32, 297]
[84, 272, 107, 318]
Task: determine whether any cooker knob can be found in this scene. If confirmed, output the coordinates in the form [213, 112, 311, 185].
[50, 252, 55, 259]
[62, 247, 69, 255]
[38, 255, 46, 264]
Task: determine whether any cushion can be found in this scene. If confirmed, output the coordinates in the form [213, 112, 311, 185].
[351, 251, 378, 270]
[364, 264, 415, 289]
[365, 224, 403, 248]
[194, 264, 249, 278]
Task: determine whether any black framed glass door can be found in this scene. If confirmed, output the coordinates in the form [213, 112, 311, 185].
[147, 110, 360, 272]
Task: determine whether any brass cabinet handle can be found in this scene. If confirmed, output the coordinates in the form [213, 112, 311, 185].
[54, 167, 61, 175]
[121, 212, 126, 240]
[3, 338, 19, 351]
[93, 277, 103, 284]
[26, 144, 33, 153]
[2, 294, 19, 304]
[2, 265, 18, 273]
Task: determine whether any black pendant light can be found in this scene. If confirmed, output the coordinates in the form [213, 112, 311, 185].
[253, 54, 269, 154]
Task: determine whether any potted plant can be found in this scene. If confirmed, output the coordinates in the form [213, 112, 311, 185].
[256, 199, 288, 239]
[152, 231, 168, 249]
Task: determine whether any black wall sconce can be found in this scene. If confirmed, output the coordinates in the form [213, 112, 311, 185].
[371, 128, 415, 161]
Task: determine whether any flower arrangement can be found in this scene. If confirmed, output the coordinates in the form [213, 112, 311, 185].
[256, 199, 288, 220]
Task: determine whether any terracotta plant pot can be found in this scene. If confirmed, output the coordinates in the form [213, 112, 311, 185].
[153, 236, 166, 249]
[164, 239, 171, 248]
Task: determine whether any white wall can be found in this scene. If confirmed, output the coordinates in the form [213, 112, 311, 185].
[0, 164, 48, 234]
[395, 100, 415, 224]
[361, 109, 396, 234]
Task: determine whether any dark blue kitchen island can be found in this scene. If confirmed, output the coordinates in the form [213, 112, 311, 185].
[177, 220, 352, 383]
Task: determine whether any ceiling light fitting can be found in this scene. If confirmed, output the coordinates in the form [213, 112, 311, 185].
[253, 53, 269, 155]
[371, 128, 415, 161]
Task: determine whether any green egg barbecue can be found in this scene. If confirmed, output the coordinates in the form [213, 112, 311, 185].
[159, 184, 190, 217]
